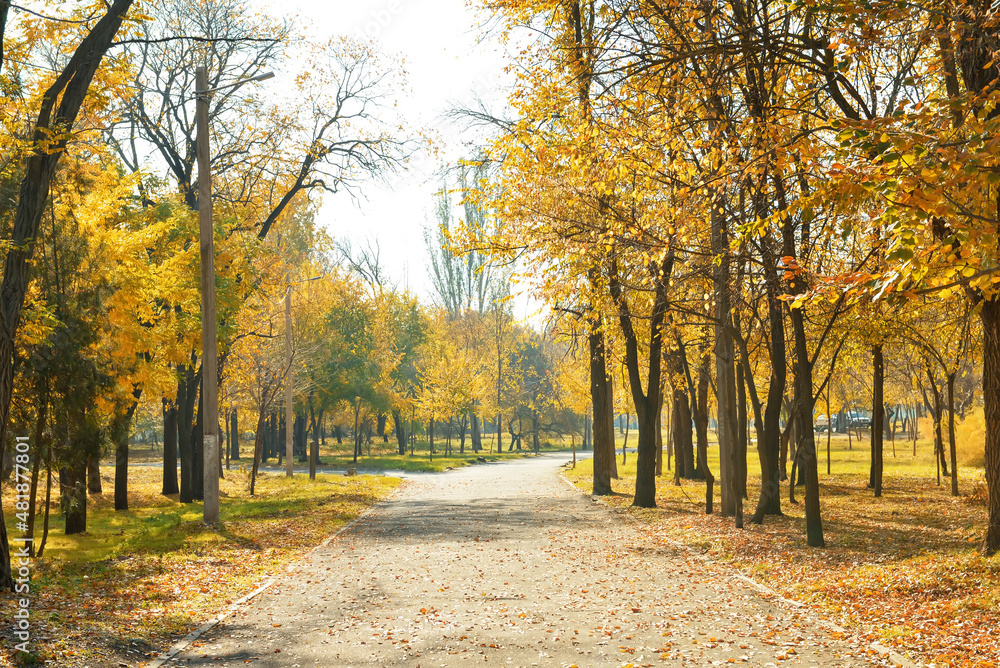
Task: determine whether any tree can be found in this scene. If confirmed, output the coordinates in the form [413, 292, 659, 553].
[0, 0, 135, 591]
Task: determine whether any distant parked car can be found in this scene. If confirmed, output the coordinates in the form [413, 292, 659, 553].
[846, 411, 869, 429]
[814, 414, 830, 432]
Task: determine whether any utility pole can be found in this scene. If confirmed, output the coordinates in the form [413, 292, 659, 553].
[196, 65, 220, 526]
[194, 66, 273, 524]
[285, 286, 294, 476]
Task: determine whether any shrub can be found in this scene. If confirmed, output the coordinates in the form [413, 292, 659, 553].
[955, 408, 986, 468]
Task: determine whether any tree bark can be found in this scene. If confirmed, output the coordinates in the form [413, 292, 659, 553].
[947, 371, 959, 497]
[871, 345, 884, 497]
[177, 367, 196, 502]
[162, 398, 178, 495]
[589, 311, 615, 495]
[655, 382, 664, 476]
[250, 409, 267, 496]
[60, 461, 88, 535]
[471, 411, 482, 453]
[191, 376, 205, 501]
[711, 191, 738, 519]
[979, 298, 1000, 555]
[751, 244, 786, 522]
[736, 359, 749, 499]
[230, 408, 240, 460]
[113, 390, 142, 511]
[87, 453, 102, 494]
[789, 305, 825, 547]
[393, 410, 407, 455]
[672, 383, 695, 480]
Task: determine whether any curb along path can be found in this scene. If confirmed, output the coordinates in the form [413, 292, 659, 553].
[162, 454, 884, 667]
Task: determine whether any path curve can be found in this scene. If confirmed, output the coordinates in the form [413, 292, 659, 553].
[169, 454, 874, 667]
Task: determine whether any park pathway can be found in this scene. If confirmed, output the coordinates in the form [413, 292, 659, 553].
[168, 454, 874, 667]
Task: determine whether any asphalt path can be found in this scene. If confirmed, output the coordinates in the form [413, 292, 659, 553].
[164, 453, 873, 667]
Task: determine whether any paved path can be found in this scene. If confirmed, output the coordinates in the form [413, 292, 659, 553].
[170, 455, 873, 667]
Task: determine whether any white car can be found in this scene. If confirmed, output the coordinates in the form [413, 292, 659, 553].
[814, 414, 830, 432]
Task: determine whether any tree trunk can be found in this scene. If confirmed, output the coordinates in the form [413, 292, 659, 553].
[751, 245, 787, 522]
[789, 305, 825, 547]
[162, 399, 178, 495]
[496, 413, 503, 453]
[826, 390, 832, 475]
[308, 401, 317, 480]
[377, 412, 388, 444]
[711, 192, 738, 519]
[693, 352, 709, 481]
[60, 461, 88, 535]
[947, 371, 959, 497]
[471, 411, 482, 452]
[672, 385, 695, 480]
[589, 313, 615, 495]
[250, 408, 267, 497]
[979, 298, 1000, 555]
[927, 375, 949, 478]
[87, 453, 102, 494]
[621, 412, 629, 464]
[871, 345, 884, 497]
[191, 378, 204, 501]
[655, 382, 664, 477]
[532, 411, 540, 453]
[736, 360, 749, 500]
[230, 408, 239, 460]
[393, 410, 407, 455]
[113, 392, 141, 511]
[36, 440, 53, 558]
[353, 402, 361, 463]
[178, 367, 196, 503]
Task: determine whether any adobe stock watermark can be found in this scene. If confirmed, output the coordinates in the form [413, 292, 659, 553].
[11, 435, 33, 655]
[353, 0, 404, 41]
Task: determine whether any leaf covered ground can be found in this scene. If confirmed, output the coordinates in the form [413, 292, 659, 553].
[564, 436, 997, 668]
[0, 465, 400, 667]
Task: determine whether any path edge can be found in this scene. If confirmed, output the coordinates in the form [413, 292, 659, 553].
[144, 484, 400, 668]
[557, 469, 921, 668]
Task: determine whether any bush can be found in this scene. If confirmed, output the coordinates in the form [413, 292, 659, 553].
[917, 409, 985, 468]
[955, 408, 986, 468]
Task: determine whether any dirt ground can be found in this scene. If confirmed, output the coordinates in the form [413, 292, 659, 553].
[160, 454, 885, 667]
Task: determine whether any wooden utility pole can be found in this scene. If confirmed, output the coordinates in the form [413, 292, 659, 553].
[285, 287, 294, 477]
[196, 65, 220, 526]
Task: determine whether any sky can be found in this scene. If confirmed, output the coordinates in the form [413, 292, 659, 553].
[264, 0, 527, 313]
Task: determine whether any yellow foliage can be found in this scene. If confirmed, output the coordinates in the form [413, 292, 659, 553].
[955, 409, 986, 468]
[918, 411, 987, 468]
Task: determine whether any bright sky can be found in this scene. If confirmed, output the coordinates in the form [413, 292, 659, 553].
[267, 0, 523, 311]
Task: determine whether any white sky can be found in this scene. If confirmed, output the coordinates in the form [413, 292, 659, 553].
[265, 0, 535, 315]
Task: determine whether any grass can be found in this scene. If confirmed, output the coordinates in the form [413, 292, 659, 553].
[564, 429, 996, 668]
[0, 465, 401, 667]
